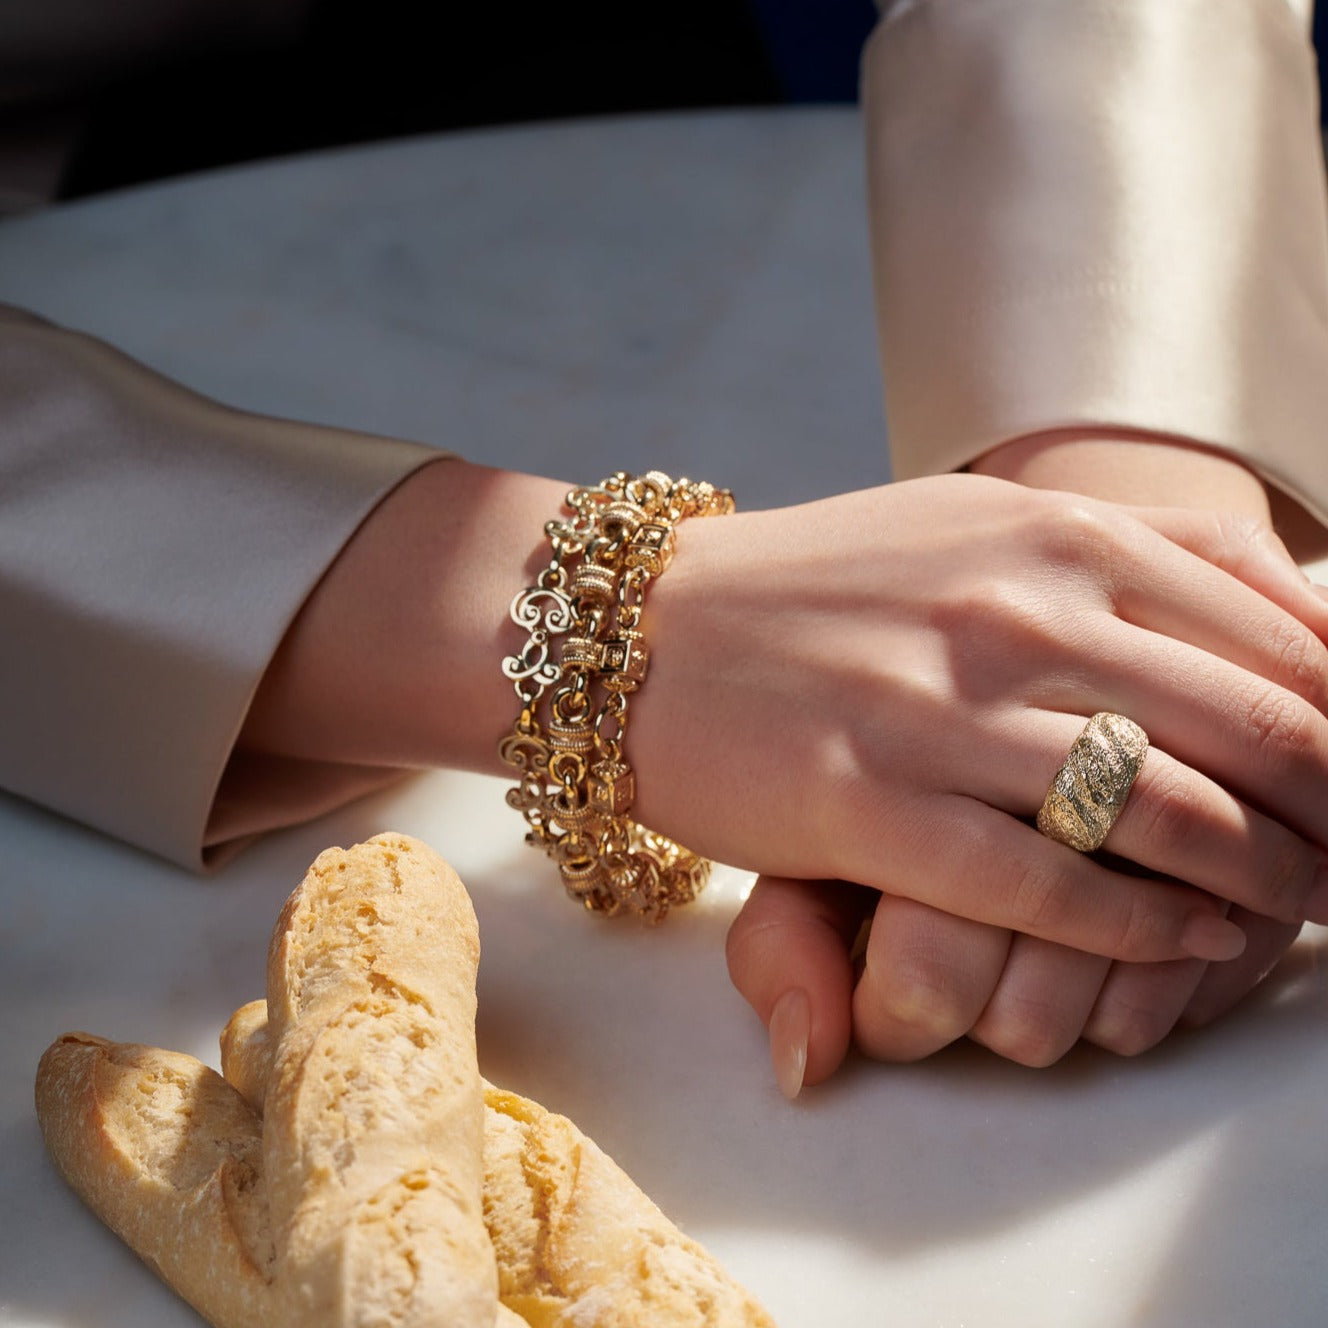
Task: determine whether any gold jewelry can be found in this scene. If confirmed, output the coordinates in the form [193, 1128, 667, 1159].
[1036, 712, 1149, 853]
[499, 471, 734, 921]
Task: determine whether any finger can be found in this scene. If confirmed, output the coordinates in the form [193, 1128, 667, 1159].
[1035, 512, 1328, 846]
[1101, 509, 1328, 715]
[1103, 748, 1326, 924]
[1180, 909, 1303, 1027]
[835, 790, 1247, 964]
[852, 896, 1011, 1063]
[967, 935, 1110, 1067]
[725, 875, 874, 1097]
[1097, 620, 1328, 851]
[977, 709, 1328, 929]
[1082, 955, 1208, 1056]
[1136, 507, 1328, 652]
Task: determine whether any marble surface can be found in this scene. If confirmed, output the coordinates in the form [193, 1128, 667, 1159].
[2, 108, 1327, 1328]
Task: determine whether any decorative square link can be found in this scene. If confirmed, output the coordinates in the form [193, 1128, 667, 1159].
[624, 523, 676, 575]
[600, 633, 649, 688]
[500, 470, 733, 920]
[588, 760, 635, 816]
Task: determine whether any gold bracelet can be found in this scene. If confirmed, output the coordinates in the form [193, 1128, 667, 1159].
[498, 471, 734, 921]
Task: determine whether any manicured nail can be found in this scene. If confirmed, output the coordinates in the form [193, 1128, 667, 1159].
[1180, 911, 1247, 963]
[1303, 876, 1328, 926]
[768, 988, 810, 1102]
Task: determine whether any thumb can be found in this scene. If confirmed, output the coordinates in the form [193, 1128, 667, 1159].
[725, 875, 875, 1099]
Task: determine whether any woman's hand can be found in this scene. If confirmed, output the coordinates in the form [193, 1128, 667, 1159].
[720, 440, 1326, 1092]
[726, 877, 1304, 1095]
[635, 474, 1328, 943]
[240, 457, 1328, 1092]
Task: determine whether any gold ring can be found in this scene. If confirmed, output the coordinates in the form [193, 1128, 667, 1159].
[1036, 712, 1149, 853]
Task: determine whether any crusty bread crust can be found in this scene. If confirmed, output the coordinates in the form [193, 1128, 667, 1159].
[223, 1007, 777, 1328]
[37, 1032, 528, 1328]
[35, 1034, 277, 1328]
[481, 1085, 776, 1328]
[218, 998, 269, 1115]
[38, 833, 775, 1328]
[261, 832, 496, 1328]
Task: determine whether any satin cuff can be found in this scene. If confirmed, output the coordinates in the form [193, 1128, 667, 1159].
[0, 306, 439, 868]
[865, 0, 1328, 527]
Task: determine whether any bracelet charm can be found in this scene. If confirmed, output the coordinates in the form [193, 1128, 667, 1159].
[498, 471, 733, 922]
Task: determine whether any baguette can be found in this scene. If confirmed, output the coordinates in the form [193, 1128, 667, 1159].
[38, 833, 774, 1328]
[35, 1033, 278, 1328]
[261, 832, 496, 1327]
[223, 1012, 777, 1327]
[37, 1032, 527, 1328]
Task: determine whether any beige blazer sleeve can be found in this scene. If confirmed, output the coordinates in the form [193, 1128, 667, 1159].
[864, 0, 1328, 527]
[0, 305, 441, 869]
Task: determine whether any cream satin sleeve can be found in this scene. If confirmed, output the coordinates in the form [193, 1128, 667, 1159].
[0, 305, 443, 869]
[863, 0, 1328, 527]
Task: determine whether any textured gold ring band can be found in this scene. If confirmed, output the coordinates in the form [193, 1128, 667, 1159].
[1036, 712, 1149, 853]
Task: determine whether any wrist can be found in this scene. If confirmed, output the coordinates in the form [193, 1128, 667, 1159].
[242, 459, 570, 776]
[495, 471, 738, 919]
[970, 429, 1273, 523]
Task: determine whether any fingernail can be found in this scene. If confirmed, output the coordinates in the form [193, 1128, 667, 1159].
[1180, 911, 1247, 963]
[769, 988, 810, 1102]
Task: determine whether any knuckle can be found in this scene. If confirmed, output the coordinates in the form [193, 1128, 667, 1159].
[1083, 982, 1179, 1062]
[1124, 764, 1201, 855]
[1242, 684, 1314, 773]
[977, 1008, 1074, 1068]
[1044, 496, 1114, 546]
[852, 1024, 935, 1064]
[1254, 843, 1317, 922]
[1036, 501, 1124, 577]
[723, 900, 772, 981]
[1006, 862, 1071, 938]
[1217, 510, 1266, 559]
[1203, 509, 1275, 578]
[863, 951, 973, 1046]
[1089, 995, 1174, 1057]
[1265, 618, 1327, 707]
[1104, 888, 1172, 962]
[723, 913, 752, 980]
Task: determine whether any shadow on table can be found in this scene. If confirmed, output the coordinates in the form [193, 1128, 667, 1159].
[464, 848, 1328, 1311]
[1135, 938, 1328, 1327]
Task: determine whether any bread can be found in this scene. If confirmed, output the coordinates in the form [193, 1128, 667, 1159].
[224, 1011, 777, 1327]
[37, 832, 775, 1328]
[37, 1031, 526, 1328]
[261, 833, 496, 1327]
[482, 1083, 775, 1328]
[35, 1033, 278, 1328]
[217, 997, 269, 1115]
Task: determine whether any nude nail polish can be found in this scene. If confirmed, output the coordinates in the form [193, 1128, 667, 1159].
[769, 988, 810, 1101]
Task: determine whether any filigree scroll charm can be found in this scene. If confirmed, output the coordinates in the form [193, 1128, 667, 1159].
[502, 584, 574, 694]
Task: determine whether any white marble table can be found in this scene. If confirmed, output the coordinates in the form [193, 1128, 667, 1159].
[1, 108, 1326, 1328]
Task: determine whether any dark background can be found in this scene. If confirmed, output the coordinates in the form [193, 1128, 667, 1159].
[63, 0, 880, 199]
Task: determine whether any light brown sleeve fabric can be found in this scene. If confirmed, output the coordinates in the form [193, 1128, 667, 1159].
[0, 304, 442, 868]
[864, 0, 1328, 527]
